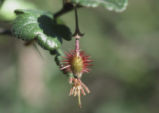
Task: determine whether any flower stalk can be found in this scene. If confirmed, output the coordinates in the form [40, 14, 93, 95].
[55, 5, 92, 108]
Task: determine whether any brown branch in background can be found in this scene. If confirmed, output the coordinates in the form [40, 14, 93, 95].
[0, 28, 12, 36]
[0, 21, 12, 36]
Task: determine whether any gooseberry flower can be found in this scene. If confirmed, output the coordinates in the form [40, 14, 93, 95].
[61, 39, 92, 107]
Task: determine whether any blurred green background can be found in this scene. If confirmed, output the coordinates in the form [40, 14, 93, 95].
[0, 0, 159, 113]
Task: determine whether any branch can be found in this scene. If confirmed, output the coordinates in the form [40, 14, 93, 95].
[0, 28, 12, 36]
[54, 3, 82, 18]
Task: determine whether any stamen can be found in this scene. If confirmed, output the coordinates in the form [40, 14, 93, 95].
[69, 78, 90, 108]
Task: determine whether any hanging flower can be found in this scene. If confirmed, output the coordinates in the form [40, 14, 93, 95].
[61, 38, 92, 107]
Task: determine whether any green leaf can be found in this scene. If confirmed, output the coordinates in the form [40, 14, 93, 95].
[71, 0, 128, 12]
[12, 9, 72, 51]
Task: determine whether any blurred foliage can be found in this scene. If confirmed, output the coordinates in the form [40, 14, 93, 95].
[0, 0, 4, 7]
[0, 0, 159, 113]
